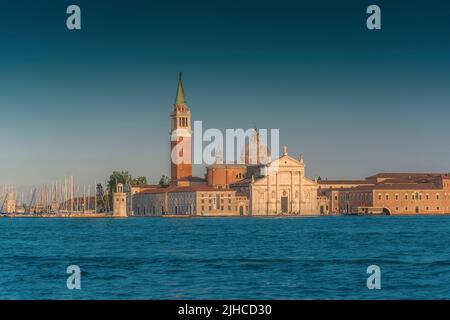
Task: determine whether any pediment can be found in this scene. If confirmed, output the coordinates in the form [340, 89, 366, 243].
[268, 154, 304, 169]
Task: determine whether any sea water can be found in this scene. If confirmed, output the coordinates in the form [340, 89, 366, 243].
[0, 216, 449, 299]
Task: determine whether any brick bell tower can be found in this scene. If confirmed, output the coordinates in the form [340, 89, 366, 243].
[170, 72, 192, 183]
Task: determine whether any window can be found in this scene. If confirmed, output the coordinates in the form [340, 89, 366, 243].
[405, 194, 408, 200]
[385, 194, 389, 201]
[378, 194, 382, 201]
[395, 194, 399, 201]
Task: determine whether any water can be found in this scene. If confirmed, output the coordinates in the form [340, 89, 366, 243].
[0, 216, 449, 300]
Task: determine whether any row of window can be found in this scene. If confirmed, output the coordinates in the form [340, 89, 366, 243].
[339, 193, 371, 201]
[200, 193, 233, 198]
[378, 192, 442, 201]
[337, 192, 448, 202]
[201, 198, 232, 204]
[201, 205, 234, 211]
[394, 207, 441, 212]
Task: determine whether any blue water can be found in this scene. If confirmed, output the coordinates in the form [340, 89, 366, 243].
[1, 216, 450, 299]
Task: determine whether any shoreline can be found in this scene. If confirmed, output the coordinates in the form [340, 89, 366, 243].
[1, 213, 450, 219]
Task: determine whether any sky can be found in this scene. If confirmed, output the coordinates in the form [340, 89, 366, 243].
[0, 0, 449, 189]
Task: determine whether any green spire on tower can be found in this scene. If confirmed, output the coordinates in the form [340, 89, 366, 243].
[175, 72, 186, 105]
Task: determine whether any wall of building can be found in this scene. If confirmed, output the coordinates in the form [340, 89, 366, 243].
[133, 192, 166, 216]
[249, 155, 319, 215]
[207, 165, 247, 188]
[336, 184, 450, 215]
[196, 190, 249, 216]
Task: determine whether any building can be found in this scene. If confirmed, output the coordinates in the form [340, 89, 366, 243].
[206, 129, 271, 189]
[113, 183, 127, 217]
[127, 74, 320, 217]
[318, 173, 450, 215]
[123, 184, 160, 215]
[170, 72, 193, 185]
[133, 185, 249, 216]
[317, 179, 375, 214]
[231, 148, 319, 215]
[206, 164, 248, 189]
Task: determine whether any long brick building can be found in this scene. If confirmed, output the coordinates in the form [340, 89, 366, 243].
[318, 173, 450, 215]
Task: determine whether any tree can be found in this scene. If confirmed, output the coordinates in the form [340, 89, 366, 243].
[107, 171, 132, 196]
[96, 183, 106, 213]
[159, 175, 171, 187]
[132, 176, 148, 186]
[106, 171, 148, 210]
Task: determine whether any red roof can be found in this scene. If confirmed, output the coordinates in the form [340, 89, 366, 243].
[133, 184, 159, 188]
[135, 185, 232, 195]
[318, 180, 371, 185]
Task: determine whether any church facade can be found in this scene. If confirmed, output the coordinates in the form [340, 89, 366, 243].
[231, 150, 319, 215]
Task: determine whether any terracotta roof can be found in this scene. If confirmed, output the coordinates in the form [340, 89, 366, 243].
[373, 183, 439, 190]
[173, 176, 206, 183]
[318, 180, 371, 185]
[133, 184, 159, 189]
[366, 173, 442, 179]
[340, 183, 440, 191]
[136, 185, 176, 195]
[135, 185, 233, 195]
[169, 186, 233, 193]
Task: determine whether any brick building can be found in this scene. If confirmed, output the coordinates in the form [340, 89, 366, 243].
[318, 173, 450, 215]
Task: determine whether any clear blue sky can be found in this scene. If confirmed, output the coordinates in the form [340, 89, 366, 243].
[0, 0, 449, 188]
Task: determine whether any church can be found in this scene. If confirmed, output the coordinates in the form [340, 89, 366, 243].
[231, 148, 319, 215]
[115, 74, 320, 216]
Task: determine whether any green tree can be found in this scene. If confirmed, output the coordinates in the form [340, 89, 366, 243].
[106, 171, 148, 209]
[132, 176, 148, 186]
[159, 175, 171, 187]
[96, 183, 106, 213]
[107, 171, 132, 196]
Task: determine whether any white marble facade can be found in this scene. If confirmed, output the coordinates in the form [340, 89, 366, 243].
[244, 153, 319, 215]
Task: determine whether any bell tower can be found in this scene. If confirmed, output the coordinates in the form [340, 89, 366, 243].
[113, 183, 127, 217]
[170, 72, 192, 183]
